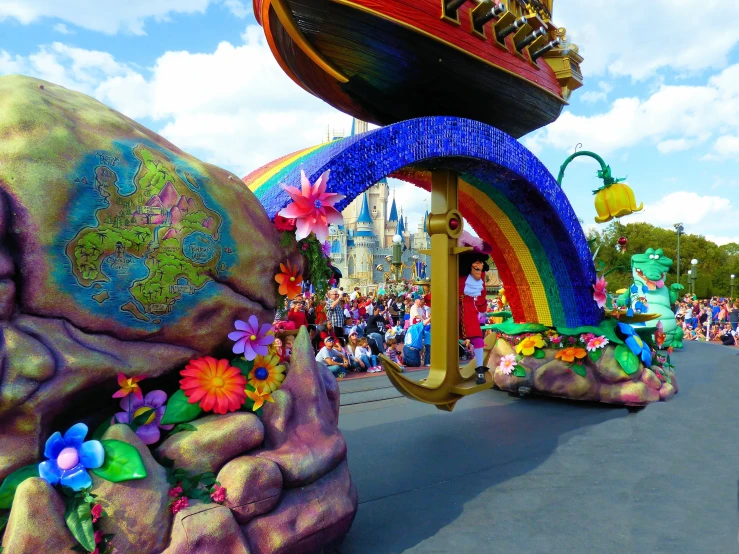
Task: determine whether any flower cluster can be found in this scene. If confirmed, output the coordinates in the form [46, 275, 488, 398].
[166, 465, 226, 514]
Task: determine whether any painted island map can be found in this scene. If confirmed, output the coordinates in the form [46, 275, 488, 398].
[65, 143, 226, 324]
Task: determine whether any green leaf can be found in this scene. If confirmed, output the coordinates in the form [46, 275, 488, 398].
[614, 345, 640, 375]
[64, 497, 95, 552]
[588, 349, 603, 363]
[532, 349, 546, 359]
[0, 510, 9, 533]
[231, 357, 255, 378]
[556, 320, 624, 345]
[490, 321, 550, 335]
[129, 408, 155, 432]
[571, 364, 587, 377]
[91, 440, 147, 483]
[160, 389, 202, 425]
[91, 418, 112, 441]
[512, 366, 526, 378]
[0, 464, 39, 510]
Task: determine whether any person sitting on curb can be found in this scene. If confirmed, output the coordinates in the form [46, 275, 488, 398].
[314, 336, 349, 379]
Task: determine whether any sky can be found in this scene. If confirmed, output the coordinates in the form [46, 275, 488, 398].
[1, 0, 738, 245]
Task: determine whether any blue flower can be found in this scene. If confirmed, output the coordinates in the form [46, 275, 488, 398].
[617, 323, 653, 367]
[38, 423, 105, 491]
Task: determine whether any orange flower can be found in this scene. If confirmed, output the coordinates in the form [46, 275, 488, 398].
[179, 357, 247, 414]
[112, 373, 145, 400]
[555, 347, 588, 363]
[245, 389, 275, 412]
[275, 261, 303, 299]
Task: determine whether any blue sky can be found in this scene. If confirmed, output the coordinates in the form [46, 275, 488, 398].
[1, 0, 738, 245]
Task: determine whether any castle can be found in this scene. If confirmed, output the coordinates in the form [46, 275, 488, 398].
[328, 121, 431, 290]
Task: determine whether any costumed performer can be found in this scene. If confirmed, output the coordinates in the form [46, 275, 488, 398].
[458, 232, 492, 385]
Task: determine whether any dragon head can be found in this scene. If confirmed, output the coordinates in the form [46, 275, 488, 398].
[631, 248, 673, 290]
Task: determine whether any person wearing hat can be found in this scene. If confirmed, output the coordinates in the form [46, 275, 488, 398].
[458, 233, 492, 385]
[314, 336, 349, 378]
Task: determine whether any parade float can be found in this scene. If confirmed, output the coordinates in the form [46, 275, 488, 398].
[0, 0, 678, 552]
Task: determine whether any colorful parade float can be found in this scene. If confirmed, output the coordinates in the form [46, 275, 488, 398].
[0, 0, 677, 552]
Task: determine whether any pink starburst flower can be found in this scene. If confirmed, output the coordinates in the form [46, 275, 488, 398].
[586, 335, 609, 352]
[228, 315, 275, 360]
[593, 277, 608, 309]
[210, 484, 227, 504]
[496, 354, 517, 375]
[278, 170, 345, 242]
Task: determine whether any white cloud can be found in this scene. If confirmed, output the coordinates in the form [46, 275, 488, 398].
[713, 135, 739, 156]
[622, 191, 730, 227]
[53, 23, 73, 34]
[657, 138, 693, 154]
[580, 81, 613, 104]
[556, 0, 739, 81]
[704, 235, 739, 247]
[526, 64, 739, 155]
[0, 0, 249, 35]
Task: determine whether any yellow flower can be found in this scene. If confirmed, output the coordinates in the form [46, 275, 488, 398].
[515, 334, 546, 356]
[248, 354, 286, 394]
[245, 389, 275, 412]
[555, 347, 588, 363]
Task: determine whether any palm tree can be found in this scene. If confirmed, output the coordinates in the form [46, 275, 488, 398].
[95, 230, 108, 244]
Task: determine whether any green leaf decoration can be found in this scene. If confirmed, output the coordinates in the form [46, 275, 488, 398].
[167, 423, 197, 438]
[0, 510, 9, 533]
[490, 321, 550, 335]
[556, 320, 624, 345]
[231, 357, 255, 378]
[512, 366, 526, 377]
[571, 364, 587, 377]
[532, 349, 546, 359]
[64, 497, 95, 553]
[160, 389, 202, 425]
[91, 440, 147, 483]
[588, 349, 603, 363]
[0, 464, 39, 510]
[614, 345, 640, 375]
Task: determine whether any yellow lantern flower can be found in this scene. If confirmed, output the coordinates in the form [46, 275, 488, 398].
[245, 388, 275, 412]
[593, 183, 643, 224]
[515, 334, 546, 356]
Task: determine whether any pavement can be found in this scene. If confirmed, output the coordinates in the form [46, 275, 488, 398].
[336, 341, 739, 554]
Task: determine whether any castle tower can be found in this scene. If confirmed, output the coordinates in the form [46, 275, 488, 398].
[386, 190, 399, 247]
[353, 192, 376, 279]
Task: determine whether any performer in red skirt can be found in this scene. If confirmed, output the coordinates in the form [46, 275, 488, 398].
[459, 236, 491, 384]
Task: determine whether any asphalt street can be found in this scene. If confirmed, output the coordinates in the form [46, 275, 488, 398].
[337, 342, 739, 554]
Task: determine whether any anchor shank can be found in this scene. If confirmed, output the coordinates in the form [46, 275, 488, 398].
[428, 169, 461, 389]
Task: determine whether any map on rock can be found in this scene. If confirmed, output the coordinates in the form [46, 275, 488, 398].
[62, 142, 233, 326]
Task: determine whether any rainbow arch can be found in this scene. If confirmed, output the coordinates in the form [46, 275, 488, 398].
[244, 117, 601, 328]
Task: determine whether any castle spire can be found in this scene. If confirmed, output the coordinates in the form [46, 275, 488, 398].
[388, 191, 398, 222]
[357, 192, 373, 225]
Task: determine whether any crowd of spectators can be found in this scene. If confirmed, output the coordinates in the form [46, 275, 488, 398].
[674, 295, 739, 346]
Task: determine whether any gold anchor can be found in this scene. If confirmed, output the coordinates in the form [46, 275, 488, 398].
[378, 169, 498, 411]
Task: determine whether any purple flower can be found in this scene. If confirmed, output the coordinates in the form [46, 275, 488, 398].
[115, 390, 173, 445]
[321, 241, 331, 258]
[228, 315, 275, 360]
[38, 423, 105, 491]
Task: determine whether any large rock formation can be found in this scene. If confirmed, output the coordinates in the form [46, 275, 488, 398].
[0, 75, 294, 480]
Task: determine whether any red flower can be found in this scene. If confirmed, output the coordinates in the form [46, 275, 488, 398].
[179, 357, 247, 414]
[94, 529, 104, 544]
[274, 215, 297, 232]
[170, 496, 189, 514]
[168, 484, 184, 498]
[91, 503, 104, 523]
[210, 484, 227, 504]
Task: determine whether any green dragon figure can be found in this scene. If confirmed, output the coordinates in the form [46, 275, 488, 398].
[617, 248, 684, 348]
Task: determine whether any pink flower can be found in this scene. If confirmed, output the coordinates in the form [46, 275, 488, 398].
[581, 333, 596, 343]
[273, 215, 297, 232]
[586, 336, 609, 351]
[302, 243, 309, 250]
[496, 354, 517, 375]
[278, 170, 345, 242]
[91, 503, 103, 523]
[593, 277, 608, 309]
[94, 529, 104, 544]
[210, 484, 227, 504]
[170, 496, 189, 514]
[168, 484, 183, 498]
[550, 335, 563, 345]
[228, 315, 275, 360]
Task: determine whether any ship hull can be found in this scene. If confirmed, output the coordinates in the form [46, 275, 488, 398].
[259, 0, 567, 137]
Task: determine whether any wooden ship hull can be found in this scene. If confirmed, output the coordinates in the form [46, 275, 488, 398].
[254, 0, 583, 137]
